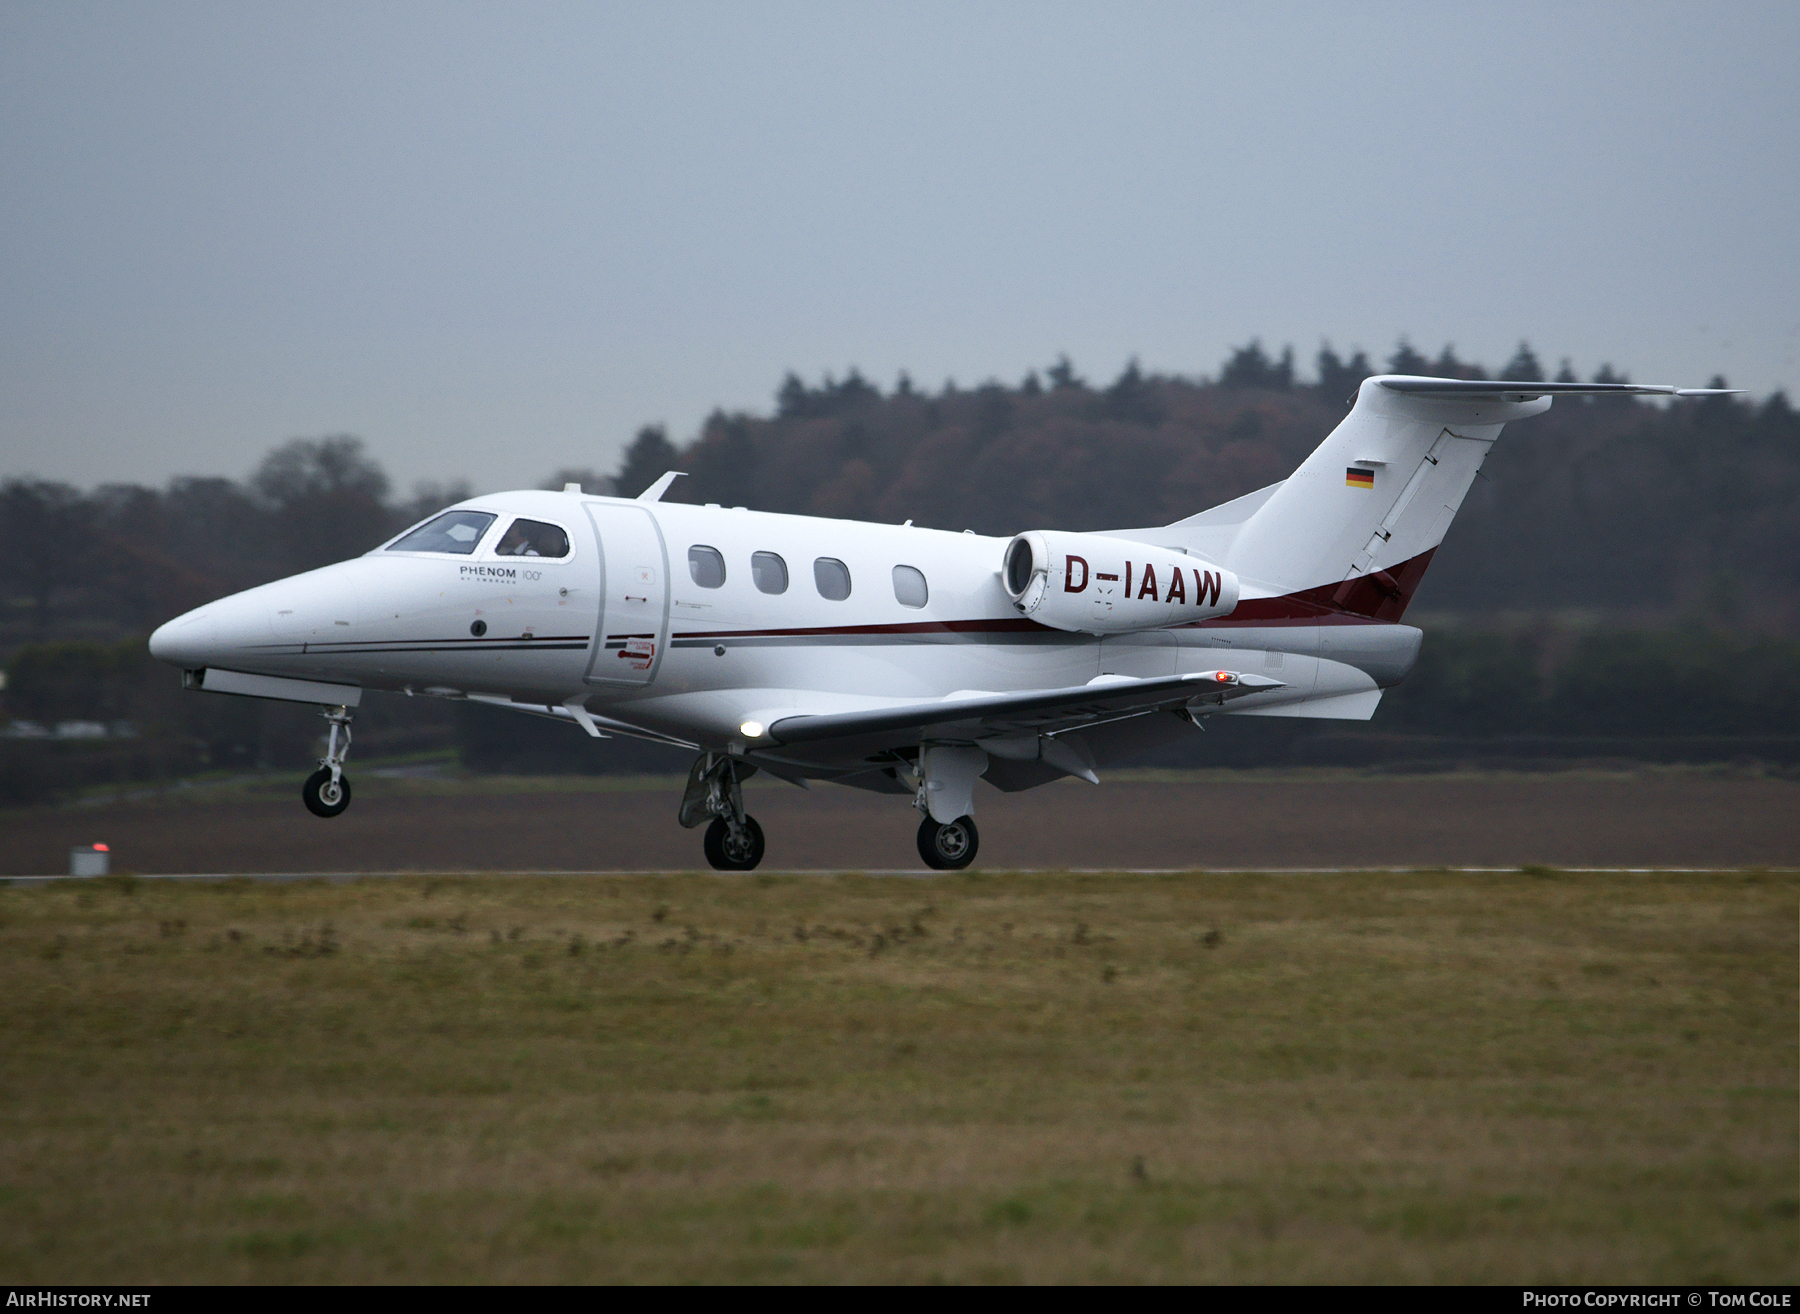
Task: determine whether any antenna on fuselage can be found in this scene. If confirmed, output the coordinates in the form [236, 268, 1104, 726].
[637, 471, 687, 503]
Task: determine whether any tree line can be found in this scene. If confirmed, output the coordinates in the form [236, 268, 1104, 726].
[3, 338, 1797, 800]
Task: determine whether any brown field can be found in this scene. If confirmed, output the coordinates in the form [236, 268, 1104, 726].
[0, 866, 1793, 1283]
[3, 767, 1797, 875]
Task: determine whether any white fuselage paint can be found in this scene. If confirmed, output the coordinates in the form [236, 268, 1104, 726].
[148, 488, 1403, 754]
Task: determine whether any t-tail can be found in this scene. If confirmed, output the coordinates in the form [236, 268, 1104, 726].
[1137, 375, 1733, 619]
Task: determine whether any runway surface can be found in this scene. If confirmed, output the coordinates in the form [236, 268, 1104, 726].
[6, 770, 1797, 875]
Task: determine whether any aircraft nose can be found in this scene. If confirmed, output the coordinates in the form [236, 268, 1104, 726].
[148, 607, 221, 668]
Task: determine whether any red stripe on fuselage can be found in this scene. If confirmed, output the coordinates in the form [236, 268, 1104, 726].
[671, 549, 1437, 640]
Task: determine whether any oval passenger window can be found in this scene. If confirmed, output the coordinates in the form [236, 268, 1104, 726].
[813, 557, 851, 601]
[494, 518, 570, 558]
[751, 551, 788, 595]
[688, 545, 727, 588]
[892, 565, 928, 608]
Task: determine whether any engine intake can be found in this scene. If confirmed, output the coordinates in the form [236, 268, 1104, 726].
[1002, 530, 1239, 635]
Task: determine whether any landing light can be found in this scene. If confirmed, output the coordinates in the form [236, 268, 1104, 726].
[739, 720, 765, 739]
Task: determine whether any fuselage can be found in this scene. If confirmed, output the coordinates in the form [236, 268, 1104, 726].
[148, 489, 1422, 752]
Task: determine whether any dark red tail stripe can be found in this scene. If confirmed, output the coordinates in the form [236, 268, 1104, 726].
[1190, 549, 1436, 627]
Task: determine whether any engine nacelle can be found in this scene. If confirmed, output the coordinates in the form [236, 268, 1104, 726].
[1002, 530, 1239, 635]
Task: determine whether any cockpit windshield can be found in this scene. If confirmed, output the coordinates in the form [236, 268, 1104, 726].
[387, 510, 496, 555]
[494, 518, 571, 558]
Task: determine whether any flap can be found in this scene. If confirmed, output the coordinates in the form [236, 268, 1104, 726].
[767, 670, 1283, 748]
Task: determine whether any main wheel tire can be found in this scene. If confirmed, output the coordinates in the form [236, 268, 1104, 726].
[302, 767, 351, 818]
[917, 814, 979, 870]
[703, 815, 765, 871]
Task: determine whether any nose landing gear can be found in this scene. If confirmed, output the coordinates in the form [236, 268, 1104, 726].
[302, 705, 354, 818]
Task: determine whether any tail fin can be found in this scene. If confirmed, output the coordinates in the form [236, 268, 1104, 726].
[1112, 375, 1733, 621]
[1219, 376, 1545, 613]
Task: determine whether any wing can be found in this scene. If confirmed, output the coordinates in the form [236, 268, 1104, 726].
[766, 669, 1282, 761]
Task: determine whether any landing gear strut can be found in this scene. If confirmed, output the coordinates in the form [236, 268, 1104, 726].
[917, 814, 979, 870]
[680, 752, 764, 871]
[302, 705, 354, 818]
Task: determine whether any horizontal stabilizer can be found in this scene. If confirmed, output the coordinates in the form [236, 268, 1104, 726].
[1379, 377, 1738, 400]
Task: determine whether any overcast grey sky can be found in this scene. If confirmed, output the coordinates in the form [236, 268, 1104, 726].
[3, 1, 1796, 496]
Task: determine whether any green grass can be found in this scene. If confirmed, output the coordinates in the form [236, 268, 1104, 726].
[0, 869, 1793, 1282]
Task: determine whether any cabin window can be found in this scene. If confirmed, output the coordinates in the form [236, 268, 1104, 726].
[813, 557, 852, 601]
[751, 551, 789, 595]
[687, 545, 727, 588]
[892, 565, 928, 608]
[494, 518, 570, 558]
[387, 510, 496, 555]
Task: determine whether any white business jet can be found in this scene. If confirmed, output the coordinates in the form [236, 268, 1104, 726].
[148, 375, 1725, 870]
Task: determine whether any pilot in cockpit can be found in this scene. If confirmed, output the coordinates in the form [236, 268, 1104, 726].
[494, 521, 542, 556]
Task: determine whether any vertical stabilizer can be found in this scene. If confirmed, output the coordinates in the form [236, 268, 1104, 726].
[1223, 377, 1551, 599]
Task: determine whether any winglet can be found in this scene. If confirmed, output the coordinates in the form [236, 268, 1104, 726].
[637, 471, 687, 502]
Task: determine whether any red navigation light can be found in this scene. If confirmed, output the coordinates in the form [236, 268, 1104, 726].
[1214, 671, 1230, 682]
[92, 843, 109, 852]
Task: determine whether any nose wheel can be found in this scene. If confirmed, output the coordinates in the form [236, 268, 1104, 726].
[302, 704, 354, 818]
[918, 815, 979, 870]
[303, 767, 352, 817]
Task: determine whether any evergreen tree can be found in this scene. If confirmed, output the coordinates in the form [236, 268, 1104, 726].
[1219, 340, 1291, 390]
[1102, 357, 1163, 422]
[776, 372, 811, 419]
[1046, 355, 1083, 390]
[1500, 342, 1545, 382]
[1316, 343, 1374, 400]
[1387, 339, 1430, 375]
[613, 425, 679, 499]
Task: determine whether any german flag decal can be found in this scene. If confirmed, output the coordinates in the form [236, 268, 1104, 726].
[1346, 466, 1375, 490]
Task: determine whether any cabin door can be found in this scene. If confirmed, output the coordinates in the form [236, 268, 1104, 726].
[582, 503, 670, 686]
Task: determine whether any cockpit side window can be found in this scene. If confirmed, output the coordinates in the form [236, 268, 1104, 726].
[387, 510, 497, 555]
[494, 518, 571, 558]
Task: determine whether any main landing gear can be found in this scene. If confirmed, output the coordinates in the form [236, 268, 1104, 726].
[675, 744, 985, 872]
[302, 705, 354, 818]
[680, 753, 764, 870]
[917, 814, 979, 870]
[909, 744, 986, 870]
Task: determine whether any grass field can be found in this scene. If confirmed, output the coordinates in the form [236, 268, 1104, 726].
[1, 869, 1794, 1283]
